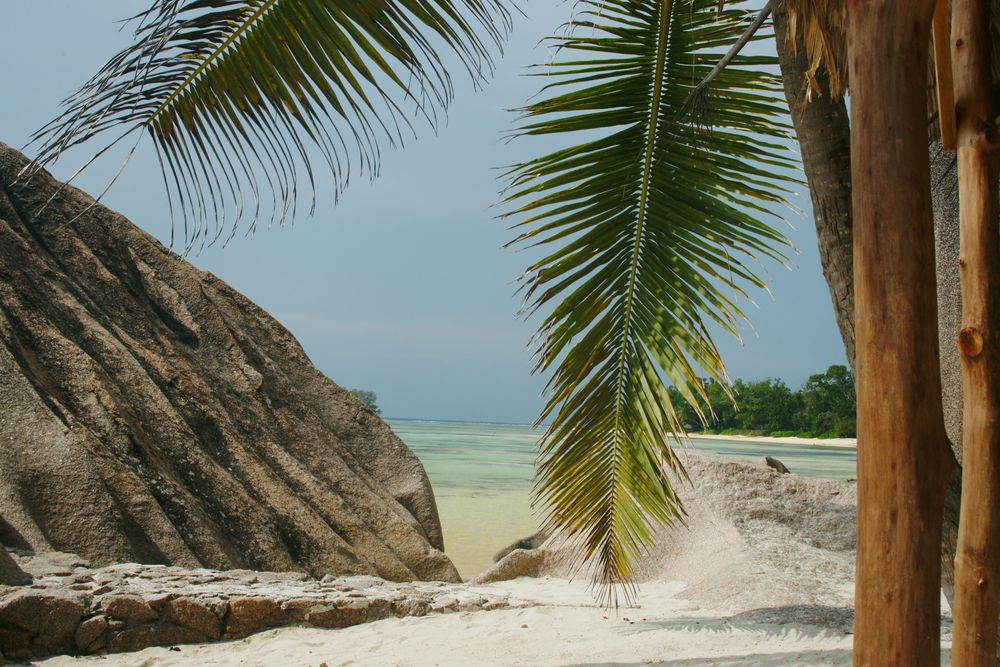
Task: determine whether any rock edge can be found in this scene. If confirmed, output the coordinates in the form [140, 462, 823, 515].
[0, 552, 530, 660]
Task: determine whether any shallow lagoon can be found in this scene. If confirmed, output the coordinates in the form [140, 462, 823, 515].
[390, 419, 856, 579]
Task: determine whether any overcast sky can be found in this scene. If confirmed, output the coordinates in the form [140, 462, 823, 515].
[0, 1, 847, 423]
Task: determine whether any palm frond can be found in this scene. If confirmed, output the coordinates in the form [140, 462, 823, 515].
[503, 0, 797, 603]
[28, 0, 511, 250]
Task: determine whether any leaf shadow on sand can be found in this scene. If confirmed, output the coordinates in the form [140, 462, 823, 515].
[624, 604, 855, 639]
[561, 648, 852, 666]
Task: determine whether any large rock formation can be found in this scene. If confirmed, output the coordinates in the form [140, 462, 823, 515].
[0, 143, 458, 583]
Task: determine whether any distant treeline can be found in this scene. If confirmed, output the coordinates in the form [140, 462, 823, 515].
[666, 365, 857, 439]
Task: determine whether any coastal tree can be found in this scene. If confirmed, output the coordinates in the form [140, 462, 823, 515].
[799, 366, 855, 437]
[350, 389, 381, 415]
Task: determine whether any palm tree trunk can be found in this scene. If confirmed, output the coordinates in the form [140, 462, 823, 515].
[771, 2, 854, 371]
[846, 0, 953, 663]
[951, 0, 1000, 662]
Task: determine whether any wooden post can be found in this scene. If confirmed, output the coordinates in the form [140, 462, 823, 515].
[950, 0, 1000, 662]
[846, 0, 954, 664]
[932, 0, 957, 151]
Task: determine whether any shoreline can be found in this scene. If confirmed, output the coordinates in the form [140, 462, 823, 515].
[687, 432, 857, 449]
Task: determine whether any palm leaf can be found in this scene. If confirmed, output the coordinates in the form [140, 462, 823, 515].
[28, 0, 510, 250]
[503, 0, 797, 603]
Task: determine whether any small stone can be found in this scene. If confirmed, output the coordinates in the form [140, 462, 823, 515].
[224, 597, 286, 638]
[75, 616, 108, 651]
[432, 598, 460, 613]
[281, 598, 320, 623]
[306, 602, 367, 629]
[0, 629, 32, 660]
[392, 598, 430, 617]
[102, 594, 158, 625]
[367, 599, 392, 621]
[163, 597, 221, 639]
[256, 571, 309, 584]
[0, 590, 86, 637]
[763, 456, 790, 474]
[109, 623, 206, 653]
[31, 633, 73, 655]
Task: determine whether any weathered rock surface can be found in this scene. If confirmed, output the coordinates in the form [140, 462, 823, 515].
[0, 143, 457, 583]
[763, 456, 790, 474]
[479, 452, 857, 623]
[0, 552, 528, 660]
[492, 531, 548, 563]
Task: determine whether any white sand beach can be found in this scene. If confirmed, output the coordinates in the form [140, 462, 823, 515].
[37, 579, 850, 666]
[689, 433, 857, 449]
[36, 576, 950, 667]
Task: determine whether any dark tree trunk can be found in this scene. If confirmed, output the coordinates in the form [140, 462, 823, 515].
[771, 2, 855, 372]
[847, 0, 952, 662]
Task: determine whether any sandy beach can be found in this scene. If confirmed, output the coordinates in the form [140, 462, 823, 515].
[689, 433, 857, 449]
[31, 578, 868, 667]
[35, 577, 951, 667]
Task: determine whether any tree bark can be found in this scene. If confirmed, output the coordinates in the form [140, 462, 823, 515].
[771, 2, 855, 372]
[846, 0, 954, 663]
[951, 0, 1000, 662]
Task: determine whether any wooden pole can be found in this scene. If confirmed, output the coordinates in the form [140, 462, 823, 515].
[932, 0, 957, 152]
[846, 0, 954, 663]
[950, 0, 1000, 662]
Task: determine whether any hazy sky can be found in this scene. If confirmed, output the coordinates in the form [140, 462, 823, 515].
[0, 1, 847, 423]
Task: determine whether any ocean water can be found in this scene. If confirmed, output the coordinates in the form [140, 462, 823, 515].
[389, 419, 857, 580]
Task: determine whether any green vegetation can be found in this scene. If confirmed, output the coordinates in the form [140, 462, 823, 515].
[350, 389, 381, 416]
[666, 365, 856, 439]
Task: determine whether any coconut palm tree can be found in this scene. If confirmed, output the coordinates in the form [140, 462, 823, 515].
[27, 0, 513, 251]
[499, 0, 795, 596]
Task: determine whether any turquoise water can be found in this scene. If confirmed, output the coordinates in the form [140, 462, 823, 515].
[389, 419, 856, 579]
